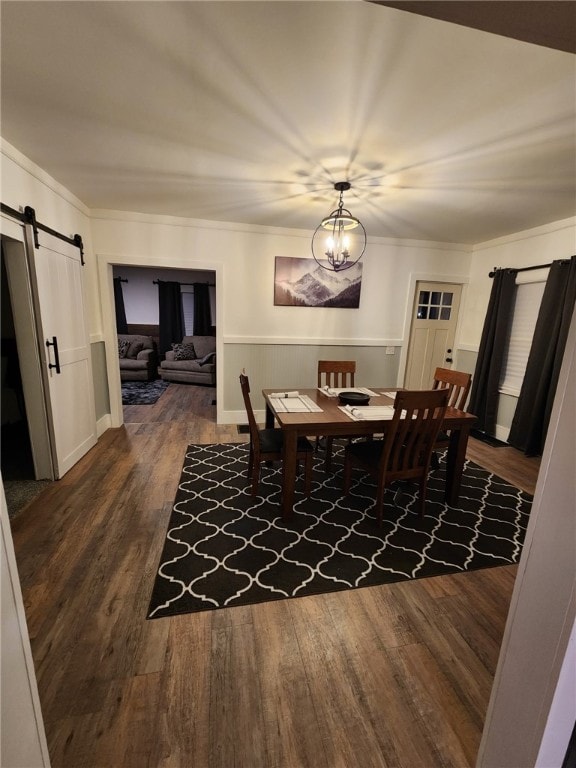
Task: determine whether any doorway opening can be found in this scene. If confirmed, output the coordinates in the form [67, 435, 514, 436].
[112, 264, 217, 414]
[1, 241, 54, 518]
[1, 248, 34, 481]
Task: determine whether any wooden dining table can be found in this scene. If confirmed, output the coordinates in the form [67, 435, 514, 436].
[263, 386, 477, 520]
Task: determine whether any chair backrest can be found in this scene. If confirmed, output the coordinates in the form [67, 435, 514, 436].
[317, 360, 356, 389]
[239, 373, 260, 446]
[383, 389, 449, 476]
[117, 333, 155, 352]
[432, 367, 471, 410]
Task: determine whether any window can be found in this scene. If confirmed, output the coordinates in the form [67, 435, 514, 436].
[499, 279, 546, 396]
[181, 285, 216, 336]
[416, 290, 453, 320]
[181, 289, 195, 336]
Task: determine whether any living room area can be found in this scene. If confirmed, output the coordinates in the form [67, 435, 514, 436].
[113, 264, 217, 407]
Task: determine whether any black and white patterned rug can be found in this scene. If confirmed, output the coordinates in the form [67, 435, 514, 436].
[147, 443, 532, 618]
[121, 379, 169, 405]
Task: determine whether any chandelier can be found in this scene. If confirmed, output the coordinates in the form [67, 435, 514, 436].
[311, 181, 366, 272]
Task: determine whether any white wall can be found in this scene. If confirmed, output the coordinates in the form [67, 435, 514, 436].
[477, 306, 576, 767]
[91, 210, 472, 344]
[91, 210, 473, 424]
[1, 485, 51, 767]
[460, 216, 576, 349]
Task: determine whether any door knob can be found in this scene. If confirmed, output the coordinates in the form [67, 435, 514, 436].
[445, 357, 453, 363]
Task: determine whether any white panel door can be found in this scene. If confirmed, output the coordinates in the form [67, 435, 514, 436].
[404, 282, 462, 389]
[28, 229, 97, 478]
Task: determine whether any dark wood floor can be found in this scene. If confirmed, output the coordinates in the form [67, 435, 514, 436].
[10, 383, 540, 768]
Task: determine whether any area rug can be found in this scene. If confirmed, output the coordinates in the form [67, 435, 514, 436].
[121, 379, 169, 405]
[3, 479, 54, 519]
[147, 443, 532, 618]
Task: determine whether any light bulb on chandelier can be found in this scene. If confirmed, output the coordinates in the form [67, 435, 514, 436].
[311, 181, 366, 272]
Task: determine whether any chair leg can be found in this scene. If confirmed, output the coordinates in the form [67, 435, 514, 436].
[417, 476, 427, 517]
[251, 465, 260, 496]
[343, 456, 352, 494]
[375, 485, 385, 527]
[430, 451, 440, 470]
[324, 437, 334, 472]
[326, 437, 360, 473]
[304, 453, 312, 497]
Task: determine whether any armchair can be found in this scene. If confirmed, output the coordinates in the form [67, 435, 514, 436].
[159, 335, 216, 386]
[117, 334, 158, 381]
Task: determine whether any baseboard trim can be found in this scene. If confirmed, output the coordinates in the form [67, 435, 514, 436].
[96, 414, 112, 438]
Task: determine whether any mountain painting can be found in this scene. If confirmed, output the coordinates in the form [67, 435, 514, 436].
[274, 257, 363, 308]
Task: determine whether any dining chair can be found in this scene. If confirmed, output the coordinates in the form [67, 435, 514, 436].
[239, 373, 313, 497]
[431, 367, 472, 466]
[317, 360, 356, 389]
[317, 360, 357, 471]
[432, 367, 471, 410]
[343, 388, 449, 525]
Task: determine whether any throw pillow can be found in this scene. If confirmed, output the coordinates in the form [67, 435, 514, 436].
[172, 342, 196, 361]
[198, 352, 216, 366]
[127, 340, 144, 359]
[118, 339, 130, 359]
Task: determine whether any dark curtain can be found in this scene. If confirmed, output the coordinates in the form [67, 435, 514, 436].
[113, 277, 128, 334]
[467, 268, 517, 434]
[193, 282, 212, 335]
[158, 281, 184, 359]
[508, 256, 576, 456]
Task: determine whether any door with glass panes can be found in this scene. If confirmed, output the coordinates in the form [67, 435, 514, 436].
[404, 282, 462, 390]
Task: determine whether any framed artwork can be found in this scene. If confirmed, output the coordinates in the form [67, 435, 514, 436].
[274, 256, 363, 308]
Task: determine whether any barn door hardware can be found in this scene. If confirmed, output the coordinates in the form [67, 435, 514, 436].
[0, 202, 85, 265]
[46, 336, 61, 374]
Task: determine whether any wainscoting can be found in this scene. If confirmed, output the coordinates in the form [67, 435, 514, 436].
[222, 342, 401, 421]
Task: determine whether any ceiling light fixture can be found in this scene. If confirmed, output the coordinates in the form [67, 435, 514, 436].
[311, 181, 366, 272]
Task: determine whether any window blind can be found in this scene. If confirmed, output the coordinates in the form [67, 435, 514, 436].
[181, 290, 194, 335]
[499, 280, 545, 396]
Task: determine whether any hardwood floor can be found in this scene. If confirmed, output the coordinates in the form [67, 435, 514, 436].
[10, 383, 540, 767]
[465, 438, 539, 496]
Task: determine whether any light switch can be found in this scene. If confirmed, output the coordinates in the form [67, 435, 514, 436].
[385, 347, 395, 355]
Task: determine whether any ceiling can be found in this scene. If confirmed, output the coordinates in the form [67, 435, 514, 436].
[1, 1, 575, 245]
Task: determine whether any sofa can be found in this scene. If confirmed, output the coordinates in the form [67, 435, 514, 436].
[159, 335, 216, 386]
[117, 334, 158, 381]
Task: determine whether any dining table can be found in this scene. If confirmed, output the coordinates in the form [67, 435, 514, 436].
[262, 386, 477, 520]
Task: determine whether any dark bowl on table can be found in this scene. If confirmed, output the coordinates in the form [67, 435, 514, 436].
[338, 391, 370, 406]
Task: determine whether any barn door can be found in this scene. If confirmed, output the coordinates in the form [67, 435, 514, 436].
[26, 227, 97, 478]
[404, 281, 462, 390]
